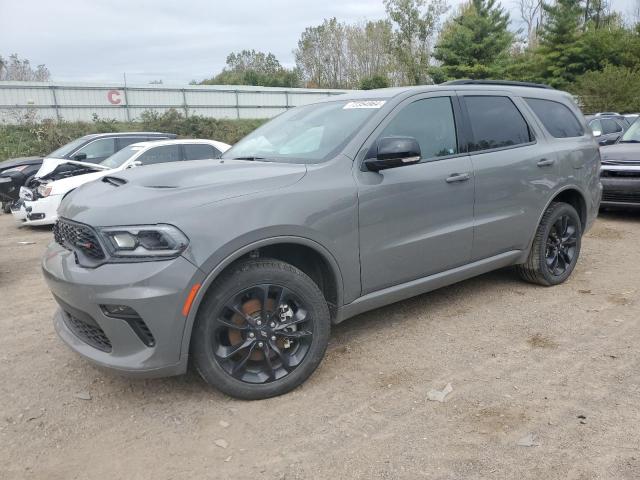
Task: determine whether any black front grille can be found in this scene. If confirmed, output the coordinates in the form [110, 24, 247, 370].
[602, 191, 640, 203]
[63, 311, 112, 352]
[601, 170, 640, 178]
[53, 219, 105, 260]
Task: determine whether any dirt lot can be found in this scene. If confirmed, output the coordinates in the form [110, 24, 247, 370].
[1, 211, 639, 480]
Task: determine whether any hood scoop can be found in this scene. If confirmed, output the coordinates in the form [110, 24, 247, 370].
[102, 176, 127, 187]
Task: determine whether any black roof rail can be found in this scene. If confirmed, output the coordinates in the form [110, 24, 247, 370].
[441, 79, 554, 90]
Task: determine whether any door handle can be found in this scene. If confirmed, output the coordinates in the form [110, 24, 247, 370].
[537, 158, 555, 167]
[445, 172, 470, 183]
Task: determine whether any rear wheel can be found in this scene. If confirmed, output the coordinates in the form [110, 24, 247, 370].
[192, 259, 330, 400]
[517, 202, 582, 286]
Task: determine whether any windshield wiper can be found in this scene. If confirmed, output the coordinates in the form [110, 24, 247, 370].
[231, 156, 269, 161]
[619, 140, 640, 143]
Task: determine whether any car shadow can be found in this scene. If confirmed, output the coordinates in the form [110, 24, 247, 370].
[104, 267, 522, 402]
[331, 267, 519, 340]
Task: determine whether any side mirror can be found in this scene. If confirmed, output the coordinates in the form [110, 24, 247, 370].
[127, 160, 143, 169]
[364, 136, 421, 172]
[73, 153, 87, 161]
[592, 130, 602, 137]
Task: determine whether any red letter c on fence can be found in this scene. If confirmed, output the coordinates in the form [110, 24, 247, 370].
[107, 90, 122, 105]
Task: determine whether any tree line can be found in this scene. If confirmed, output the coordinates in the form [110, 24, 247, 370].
[198, 0, 640, 112]
[5, 0, 640, 112]
[0, 54, 50, 82]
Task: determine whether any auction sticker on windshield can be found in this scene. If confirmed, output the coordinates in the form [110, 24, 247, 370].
[343, 101, 386, 109]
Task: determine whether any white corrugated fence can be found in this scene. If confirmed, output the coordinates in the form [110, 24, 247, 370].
[0, 81, 352, 123]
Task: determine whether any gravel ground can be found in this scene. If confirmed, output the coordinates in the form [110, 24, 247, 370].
[1, 211, 639, 480]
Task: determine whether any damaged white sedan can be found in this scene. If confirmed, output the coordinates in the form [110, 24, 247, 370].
[12, 139, 230, 226]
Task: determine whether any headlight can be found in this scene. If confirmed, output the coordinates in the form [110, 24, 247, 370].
[19, 186, 34, 201]
[98, 224, 189, 259]
[37, 184, 53, 197]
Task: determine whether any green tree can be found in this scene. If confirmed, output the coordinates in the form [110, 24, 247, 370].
[577, 23, 640, 73]
[359, 75, 391, 89]
[295, 18, 348, 88]
[200, 50, 300, 88]
[536, 0, 584, 88]
[431, 0, 514, 81]
[574, 64, 640, 112]
[384, 0, 449, 85]
[295, 18, 395, 88]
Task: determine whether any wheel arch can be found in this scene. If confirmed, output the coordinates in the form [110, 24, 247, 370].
[180, 236, 345, 359]
[550, 187, 587, 230]
[521, 185, 588, 263]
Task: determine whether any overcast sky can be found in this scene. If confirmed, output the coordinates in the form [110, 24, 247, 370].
[1, 0, 636, 86]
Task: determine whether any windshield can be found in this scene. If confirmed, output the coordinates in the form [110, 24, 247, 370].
[100, 145, 144, 169]
[48, 137, 90, 159]
[221, 100, 384, 163]
[620, 119, 640, 143]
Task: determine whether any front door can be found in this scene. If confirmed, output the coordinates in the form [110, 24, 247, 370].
[356, 94, 475, 294]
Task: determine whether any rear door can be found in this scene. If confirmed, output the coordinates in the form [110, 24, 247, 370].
[183, 143, 221, 160]
[458, 92, 557, 260]
[136, 145, 183, 166]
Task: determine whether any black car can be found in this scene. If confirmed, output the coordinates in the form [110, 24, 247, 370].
[600, 118, 640, 208]
[586, 114, 631, 146]
[0, 132, 176, 212]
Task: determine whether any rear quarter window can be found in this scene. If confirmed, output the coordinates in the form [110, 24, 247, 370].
[524, 98, 584, 138]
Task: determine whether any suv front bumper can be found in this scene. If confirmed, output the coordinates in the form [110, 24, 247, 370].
[42, 242, 205, 377]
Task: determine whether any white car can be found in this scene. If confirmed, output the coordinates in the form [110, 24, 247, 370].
[12, 139, 230, 226]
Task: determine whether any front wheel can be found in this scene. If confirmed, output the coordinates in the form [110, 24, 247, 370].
[191, 259, 330, 400]
[517, 202, 582, 286]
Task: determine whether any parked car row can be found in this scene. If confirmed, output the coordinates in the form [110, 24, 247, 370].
[586, 113, 635, 145]
[599, 118, 640, 208]
[1, 135, 230, 226]
[579, 111, 640, 209]
[0, 132, 176, 212]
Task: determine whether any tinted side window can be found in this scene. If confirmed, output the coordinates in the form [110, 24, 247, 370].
[184, 144, 219, 160]
[137, 145, 182, 165]
[379, 97, 458, 160]
[525, 98, 584, 138]
[116, 137, 147, 150]
[74, 138, 116, 162]
[464, 96, 532, 152]
[601, 119, 622, 134]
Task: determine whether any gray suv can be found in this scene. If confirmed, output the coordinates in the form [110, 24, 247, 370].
[42, 81, 602, 399]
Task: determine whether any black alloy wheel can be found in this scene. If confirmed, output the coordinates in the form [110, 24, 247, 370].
[213, 284, 314, 384]
[192, 259, 330, 400]
[517, 202, 582, 286]
[544, 214, 579, 276]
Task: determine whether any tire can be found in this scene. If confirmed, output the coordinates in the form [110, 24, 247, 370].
[2, 202, 10, 214]
[517, 202, 582, 286]
[192, 259, 331, 400]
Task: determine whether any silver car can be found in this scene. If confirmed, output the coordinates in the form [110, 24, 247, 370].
[42, 81, 602, 399]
